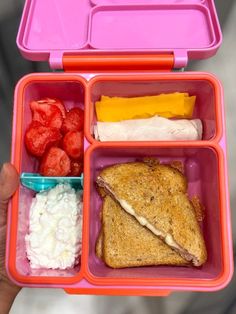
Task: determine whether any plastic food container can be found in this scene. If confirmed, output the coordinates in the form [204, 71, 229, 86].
[6, 0, 233, 296]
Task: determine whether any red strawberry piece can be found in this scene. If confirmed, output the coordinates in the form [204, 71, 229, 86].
[50, 99, 66, 118]
[27, 120, 43, 128]
[62, 131, 83, 160]
[40, 147, 71, 177]
[25, 124, 62, 157]
[70, 160, 83, 176]
[61, 108, 84, 134]
[31, 98, 66, 118]
[30, 99, 64, 129]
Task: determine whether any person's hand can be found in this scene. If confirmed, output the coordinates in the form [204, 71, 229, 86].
[0, 163, 20, 313]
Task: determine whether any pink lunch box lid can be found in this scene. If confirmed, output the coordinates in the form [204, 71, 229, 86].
[17, 0, 222, 69]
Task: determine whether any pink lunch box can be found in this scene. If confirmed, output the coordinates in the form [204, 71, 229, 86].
[5, 0, 233, 296]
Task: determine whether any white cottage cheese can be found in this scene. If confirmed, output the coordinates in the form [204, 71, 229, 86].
[25, 184, 82, 269]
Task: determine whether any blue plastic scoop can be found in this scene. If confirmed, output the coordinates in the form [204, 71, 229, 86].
[20, 173, 83, 192]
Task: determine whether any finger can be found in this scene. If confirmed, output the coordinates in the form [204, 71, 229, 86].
[0, 164, 19, 226]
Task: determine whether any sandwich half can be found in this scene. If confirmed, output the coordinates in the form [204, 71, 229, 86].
[97, 161, 207, 266]
[97, 196, 187, 268]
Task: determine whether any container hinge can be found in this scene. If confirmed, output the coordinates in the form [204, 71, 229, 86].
[61, 54, 175, 72]
[49, 52, 64, 70]
[173, 50, 188, 69]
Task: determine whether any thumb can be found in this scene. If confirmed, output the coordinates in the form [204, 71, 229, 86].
[0, 163, 19, 227]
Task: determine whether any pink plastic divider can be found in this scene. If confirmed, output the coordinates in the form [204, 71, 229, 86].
[22, 0, 91, 50]
[13, 77, 86, 279]
[20, 80, 85, 173]
[86, 146, 222, 283]
[90, 0, 206, 5]
[89, 4, 215, 50]
[89, 77, 219, 141]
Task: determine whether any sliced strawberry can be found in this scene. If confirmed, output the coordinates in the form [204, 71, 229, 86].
[31, 98, 66, 118]
[30, 99, 64, 129]
[25, 124, 62, 157]
[61, 108, 84, 134]
[40, 147, 71, 177]
[70, 160, 83, 176]
[62, 131, 83, 160]
[27, 120, 42, 128]
[50, 99, 66, 118]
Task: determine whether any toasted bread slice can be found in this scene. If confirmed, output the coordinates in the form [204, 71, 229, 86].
[97, 162, 207, 266]
[96, 230, 103, 259]
[101, 196, 187, 268]
[96, 189, 105, 259]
